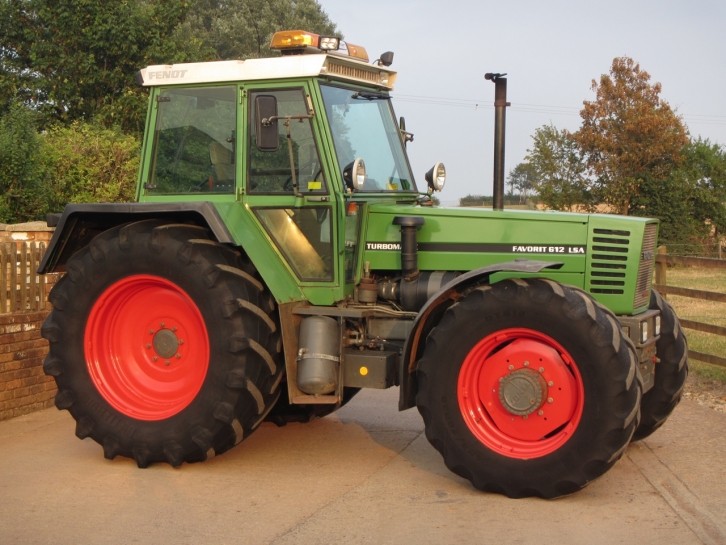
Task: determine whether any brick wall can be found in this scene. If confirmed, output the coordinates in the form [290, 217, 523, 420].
[0, 311, 56, 420]
[0, 223, 58, 421]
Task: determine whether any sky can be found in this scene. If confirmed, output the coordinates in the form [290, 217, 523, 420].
[322, 0, 726, 205]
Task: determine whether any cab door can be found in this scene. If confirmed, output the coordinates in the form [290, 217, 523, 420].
[242, 83, 341, 298]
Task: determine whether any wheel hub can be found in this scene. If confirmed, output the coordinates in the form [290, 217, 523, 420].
[459, 332, 584, 454]
[84, 274, 209, 421]
[498, 368, 547, 416]
[153, 328, 180, 359]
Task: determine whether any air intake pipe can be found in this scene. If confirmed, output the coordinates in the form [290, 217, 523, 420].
[378, 216, 458, 311]
[393, 216, 424, 280]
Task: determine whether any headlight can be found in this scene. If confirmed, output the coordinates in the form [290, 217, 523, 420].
[425, 162, 446, 192]
[640, 321, 649, 344]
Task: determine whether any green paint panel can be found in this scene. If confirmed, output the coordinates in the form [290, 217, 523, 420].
[362, 204, 656, 315]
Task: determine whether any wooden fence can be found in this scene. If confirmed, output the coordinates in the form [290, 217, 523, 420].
[654, 247, 726, 368]
[0, 241, 50, 314]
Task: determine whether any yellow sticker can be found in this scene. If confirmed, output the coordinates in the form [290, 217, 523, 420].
[307, 180, 322, 190]
[359, 366, 369, 376]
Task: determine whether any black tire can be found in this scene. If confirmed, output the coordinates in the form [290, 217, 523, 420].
[42, 220, 283, 467]
[632, 289, 688, 440]
[415, 278, 641, 498]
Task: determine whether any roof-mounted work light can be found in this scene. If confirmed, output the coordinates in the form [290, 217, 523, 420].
[270, 30, 369, 62]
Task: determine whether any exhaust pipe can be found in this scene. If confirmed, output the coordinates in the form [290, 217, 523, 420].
[485, 73, 510, 211]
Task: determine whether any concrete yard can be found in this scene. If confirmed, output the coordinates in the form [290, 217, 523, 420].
[0, 387, 724, 545]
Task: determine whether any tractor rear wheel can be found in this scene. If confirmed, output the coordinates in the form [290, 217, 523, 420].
[415, 278, 641, 498]
[42, 220, 283, 467]
[632, 289, 688, 440]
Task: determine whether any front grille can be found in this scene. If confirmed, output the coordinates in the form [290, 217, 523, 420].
[589, 228, 629, 295]
[633, 223, 658, 309]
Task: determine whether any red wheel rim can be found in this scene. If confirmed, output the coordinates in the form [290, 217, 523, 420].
[85, 275, 209, 421]
[457, 328, 584, 459]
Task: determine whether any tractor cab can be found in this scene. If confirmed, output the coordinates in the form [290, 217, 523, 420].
[134, 29, 442, 301]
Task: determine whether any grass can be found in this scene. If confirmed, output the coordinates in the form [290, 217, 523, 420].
[659, 265, 726, 383]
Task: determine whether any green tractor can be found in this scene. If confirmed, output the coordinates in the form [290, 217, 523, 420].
[40, 30, 687, 498]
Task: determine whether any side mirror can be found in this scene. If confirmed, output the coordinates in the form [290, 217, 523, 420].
[255, 95, 279, 151]
[399, 116, 414, 147]
[343, 158, 366, 191]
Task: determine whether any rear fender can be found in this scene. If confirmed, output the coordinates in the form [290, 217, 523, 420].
[398, 260, 562, 410]
[38, 202, 234, 273]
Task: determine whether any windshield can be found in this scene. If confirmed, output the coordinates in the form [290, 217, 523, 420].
[320, 84, 416, 192]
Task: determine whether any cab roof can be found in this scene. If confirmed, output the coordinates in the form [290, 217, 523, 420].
[138, 53, 396, 90]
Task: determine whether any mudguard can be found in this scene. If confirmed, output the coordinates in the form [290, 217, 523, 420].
[38, 202, 234, 273]
[398, 259, 562, 410]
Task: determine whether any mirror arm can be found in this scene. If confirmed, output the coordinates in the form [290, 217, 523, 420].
[262, 114, 313, 126]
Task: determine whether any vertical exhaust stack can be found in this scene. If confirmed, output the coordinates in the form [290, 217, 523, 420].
[485, 73, 510, 211]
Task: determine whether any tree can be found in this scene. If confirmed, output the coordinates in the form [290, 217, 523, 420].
[507, 161, 536, 203]
[574, 57, 688, 215]
[459, 195, 487, 207]
[524, 124, 592, 211]
[184, 0, 338, 60]
[0, 0, 337, 132]
[0, 112, 139, 223]
[689, 140, 726, 239]
[642, 138, 726, 253]
[0, 0, 341, 223]
[0, 101, 44, 222]
[40, 123, 140, 214]
[0, 0, 207, 131]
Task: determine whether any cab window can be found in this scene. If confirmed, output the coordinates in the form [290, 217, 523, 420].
[146, 86, 236, 194]
[248, 89, 327, 194]
[254, 207, 333, 281]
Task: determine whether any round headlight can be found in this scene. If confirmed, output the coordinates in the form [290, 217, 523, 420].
[343, 158, 367, 191]
[352, 158, 366, 190]
[425, 162, 446, 192]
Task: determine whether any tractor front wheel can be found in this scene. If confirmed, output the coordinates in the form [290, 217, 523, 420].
[415, 278, 641, 498]
[632, 289, 688, 440]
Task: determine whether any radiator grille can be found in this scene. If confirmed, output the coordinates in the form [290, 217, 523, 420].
[634, 223, 658, 309]
[589, 228, 629, 295]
